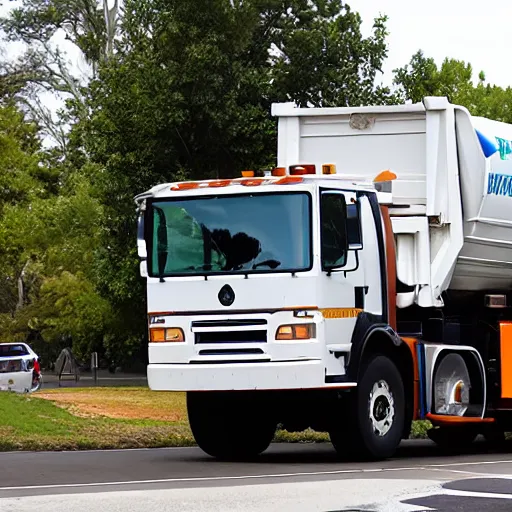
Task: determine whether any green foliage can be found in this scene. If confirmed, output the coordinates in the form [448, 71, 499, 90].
[0, 102, 106, 362]
[394, 50, 474, 104]
[3, 1, 512, 371]
[79, 1, 397, 361]
[394, 50, 512, 123]
[19, 272, 112, 359]
[269, 2, 398, 107]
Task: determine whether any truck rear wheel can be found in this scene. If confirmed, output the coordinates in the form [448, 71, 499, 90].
[330, 354, 405, 460]
[187, 391, 276, 460]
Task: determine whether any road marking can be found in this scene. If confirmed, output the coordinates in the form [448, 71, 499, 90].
[444, 489, 512, 500]
[2, 459, 512, 492]
[423, 467, 512, 477]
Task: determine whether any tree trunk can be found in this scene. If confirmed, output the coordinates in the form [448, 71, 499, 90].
[16, 259, 30, 311]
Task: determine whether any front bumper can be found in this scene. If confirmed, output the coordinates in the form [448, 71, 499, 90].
[148, 360, 356, 391]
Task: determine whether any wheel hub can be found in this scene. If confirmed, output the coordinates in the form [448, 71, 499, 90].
[369, 379, 395, 437]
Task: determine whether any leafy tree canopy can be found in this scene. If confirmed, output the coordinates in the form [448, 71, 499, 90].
[394, 50, 512, 123]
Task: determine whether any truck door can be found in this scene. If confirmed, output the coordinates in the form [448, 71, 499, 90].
[319, 191, 382, 314]
[319, 190, 384, 353]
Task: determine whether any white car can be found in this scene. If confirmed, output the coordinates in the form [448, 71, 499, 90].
[0, 343, 42, 393]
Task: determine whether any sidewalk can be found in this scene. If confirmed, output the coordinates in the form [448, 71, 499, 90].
[42, 369, 148, 389]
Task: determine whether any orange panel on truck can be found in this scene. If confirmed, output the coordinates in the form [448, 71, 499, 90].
[500, 322, 512, 398]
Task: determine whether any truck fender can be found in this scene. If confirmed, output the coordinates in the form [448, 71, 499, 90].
[346, 312, 405, 381]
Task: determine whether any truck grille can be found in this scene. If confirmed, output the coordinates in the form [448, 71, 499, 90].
[191, 319, 267, 328]
[190, 347, 270, 364]
[192, 319, 268, 344]
[195, 330, 267, 344]
[198, 348, 264, 356]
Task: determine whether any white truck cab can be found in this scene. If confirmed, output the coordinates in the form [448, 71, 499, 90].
[136, 97, 512, 460]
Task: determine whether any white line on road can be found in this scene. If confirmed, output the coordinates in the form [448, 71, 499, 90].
[444, 489, 512, 500]
[1, 459, 512, 492]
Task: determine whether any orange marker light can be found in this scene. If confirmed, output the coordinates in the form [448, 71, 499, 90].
[171, 182, 199, 191]
[240, 178, 263, 187]
[275, 176, 303, 185]
[208, 180, 231, 188]
[276, 323, 315, 340]
[150, 328, 165, 342]
[271, 167, 286, 177]
[241, 170, 255, 177]
[290, 164, 316, 175]
[149, 328, 185, 343]
[374, 170, 397, 182]
[454, 381, 464, 403]
[322, 164, 336, 175]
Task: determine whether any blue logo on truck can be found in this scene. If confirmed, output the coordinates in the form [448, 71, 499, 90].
[488, 172, 512, 197]
[496, 137, 512, 161]
[475, 129, 512, 161]
[476, 129, 499, 158]
[476, 128, 512, 196]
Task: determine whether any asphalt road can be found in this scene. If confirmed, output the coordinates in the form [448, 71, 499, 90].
[1, 440, 512, 511]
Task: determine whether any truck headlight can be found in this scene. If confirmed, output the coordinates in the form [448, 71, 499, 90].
[276, 323, 316, 341]
[149, 328, 185, 343]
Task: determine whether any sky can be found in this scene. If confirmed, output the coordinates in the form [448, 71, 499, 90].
[352, 0, 512, 88]
[1, 0, 511, 114]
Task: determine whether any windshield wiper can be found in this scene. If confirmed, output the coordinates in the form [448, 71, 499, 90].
[252, 259, 281, 270]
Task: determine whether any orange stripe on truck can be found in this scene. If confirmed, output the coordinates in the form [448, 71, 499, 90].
[500, 321, 512, 398]
[426, 413, 495, 426]
[380, 206, 397, 331]
[401, 336, 420, 421]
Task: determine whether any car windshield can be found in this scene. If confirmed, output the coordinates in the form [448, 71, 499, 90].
[148, 192, 311, 277]
[0, 344, 29, 357]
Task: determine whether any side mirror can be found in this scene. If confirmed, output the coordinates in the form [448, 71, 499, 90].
[137, 212, 147, 259]
[320, 192, 349, 271]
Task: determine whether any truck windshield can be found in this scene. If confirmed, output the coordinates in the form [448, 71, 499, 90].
[148, 192, 311, 277]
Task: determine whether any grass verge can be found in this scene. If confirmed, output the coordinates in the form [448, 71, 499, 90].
[0, 387, 430, 451]
[0, 389, 194, 451]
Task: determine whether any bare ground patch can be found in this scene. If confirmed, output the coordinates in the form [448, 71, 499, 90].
[35, 387, 188, 422]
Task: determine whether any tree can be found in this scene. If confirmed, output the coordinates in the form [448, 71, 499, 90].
[0, 167, 110, 361]
[394, 50, 512, 124]
[0, 99, 109, 363]
[78, 0, 398, 361]
[269, 1, 398, 107]
[0, 0, 121, 149]
[393, 50, 474, 105]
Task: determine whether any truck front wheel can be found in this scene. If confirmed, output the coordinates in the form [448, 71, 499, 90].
[187, 391, 276, 460]
[330, 354, 405, 460]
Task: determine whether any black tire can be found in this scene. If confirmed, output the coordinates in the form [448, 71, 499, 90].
[428, 426, 478, 451]
[187, 391, 276, 460]
[330, 354, 405, 460]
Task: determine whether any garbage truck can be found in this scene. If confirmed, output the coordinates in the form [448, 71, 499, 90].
[135, 96, 512, 460]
